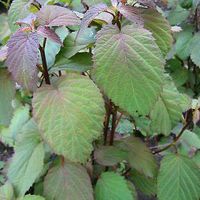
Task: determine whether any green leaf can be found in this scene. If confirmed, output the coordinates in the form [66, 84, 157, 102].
[0, 182, 15, 200]
[181, 129, 200, 149]
[0, 69, 15, 127]
[0, 105, 30, 146]
[20, 195, 45, 200]
[190, 33, 200, 66]
[167, 5, 190, 25]
[158, 154, 200, 200]
[94, 146, 128, 166]
[95, 172, 136, 200]
[142, 9, 173, 57]
[33, 73, 105, 163]
[0, 14, 11, 43]
[44, 161, 94, 200]
[52, 52, 92, 73]
[44, 26, 69, 67]
[117, 136, 158, 178]
[93, 24, 164, 116]
[175, 27, 193, 60]
[57, 27, 96, 60]
[150, 78, 190, 135]
[130, 170, 157, 196]
[8, 0, 31, 32]
[8, 120, 45, 197]
[82, 0, 111, 6]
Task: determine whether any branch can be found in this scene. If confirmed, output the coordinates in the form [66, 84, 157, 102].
[39, 39, 51, 85]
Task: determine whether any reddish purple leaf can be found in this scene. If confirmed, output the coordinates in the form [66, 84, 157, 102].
[117, 4, 144, 26]
[36, 5, 80, 27]
[138, 0, 156, 8]
[6, 31, 39, 91]
[77, 3, 108, 39]
[0, 46, 8, 61]
[37, 26, 62, 45]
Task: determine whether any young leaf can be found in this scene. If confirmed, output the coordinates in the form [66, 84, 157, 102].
[141, 9, 173, 57]
[44, 161, 94, 200]
[117, 4, 144, 26]
[95, 172, 136, 200]
[117, 136, 158, 178]
[77, 3, 108, 39]
[94, 146, 128, 166]
[33, 73, 105, 163]
[37, 26, 62, 45]
[0, 69, 15, 127]
[8, 0, 31, 32]
[8, 120, 45, 197]
[93, 24, 164, 116]
[36, 5, 80, 27]
[150, 78, 190, 136]
[6, 31, 39, 91]
[158, 154, 200, 200]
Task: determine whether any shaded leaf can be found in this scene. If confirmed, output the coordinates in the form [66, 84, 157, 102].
[130, 170, 157, 196]
[8, 120, 45, 196]
[94, 146, 128, 166]
[95, 172, 136, 200]
[138, 0, 156, 8]
[158, 154, 200, 200]
[77, 3, 108, 38]
[44, 161, 94, 200]
[33, 73, 105, 163]
[37, 26, 62, 45]
[52, 52, 93, 72]
[6, 31, 39, 91]
[0, 69, 15, 127]
[36, 5, 80, 27]
[141, 9, 173, 56]
[93, 24, 164, 116]
[16, 14, 37, 27]
[44, 26, 69, 67]
[117, 136, 158, 178]
[57, 27, 96, 59]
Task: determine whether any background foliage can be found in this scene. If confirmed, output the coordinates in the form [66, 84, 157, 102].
[0, 0, 200, 199]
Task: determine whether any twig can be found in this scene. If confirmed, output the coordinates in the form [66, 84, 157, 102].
[153, 122, 191, 154]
